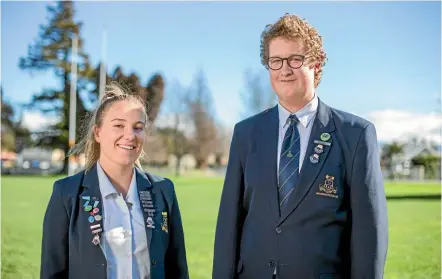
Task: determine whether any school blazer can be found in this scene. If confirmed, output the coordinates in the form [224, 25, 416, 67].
[212, 99, 388, 279]
[40, 164, 189, 279]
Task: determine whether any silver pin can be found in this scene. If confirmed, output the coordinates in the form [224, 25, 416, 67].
[141, 201, 153, 208]
[139, 191, 151, 199]
[92, 234, 100, 245]
[92, 228, 103, 234]
[147, 209, 155, 217]
[146, 217, 155, 229]
[314, 144, 324, 154]
[310, 154, 319, 164]
[90, 224, 101, 230]
[314, 140, 331, 146]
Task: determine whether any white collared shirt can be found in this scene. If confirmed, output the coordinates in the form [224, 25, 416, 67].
[274, 94, 318, 275]
[97, 161, 151, 279]
[277, 94, 318, 182]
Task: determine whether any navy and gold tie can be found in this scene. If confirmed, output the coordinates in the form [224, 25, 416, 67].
[278, 114, 300, 212]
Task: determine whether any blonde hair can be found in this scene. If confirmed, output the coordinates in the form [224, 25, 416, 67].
[69, 81, 149, 172]
[260, 13, 328, 87]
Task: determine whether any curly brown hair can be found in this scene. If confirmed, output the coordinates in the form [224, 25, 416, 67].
[260, 13, 328, 87]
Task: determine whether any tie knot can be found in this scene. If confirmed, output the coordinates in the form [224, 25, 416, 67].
[285, 114, 299, 127]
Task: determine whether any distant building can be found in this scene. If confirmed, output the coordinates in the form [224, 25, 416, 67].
[387, 139, 440, 180]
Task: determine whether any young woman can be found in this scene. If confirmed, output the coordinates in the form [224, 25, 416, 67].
[40, 81, 189, 279]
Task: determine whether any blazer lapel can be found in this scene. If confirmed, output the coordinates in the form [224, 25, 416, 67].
[135, 167, 154, 248]
[80, 164, 106, 258]
[254, 105, 280, 220]
[278, 100, 336, 224]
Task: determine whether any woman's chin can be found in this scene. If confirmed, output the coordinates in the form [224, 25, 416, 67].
[113, 157, 137, 168]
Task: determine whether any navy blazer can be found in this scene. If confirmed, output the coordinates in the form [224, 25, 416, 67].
[40, 164, 189, 279]
[212, 99, 388, 279]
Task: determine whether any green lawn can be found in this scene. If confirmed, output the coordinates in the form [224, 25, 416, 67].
[1, 175, 440, 279]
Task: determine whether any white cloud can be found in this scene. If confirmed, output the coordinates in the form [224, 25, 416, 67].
[21, 111, 60, 132]
[366, 109, 442, 144]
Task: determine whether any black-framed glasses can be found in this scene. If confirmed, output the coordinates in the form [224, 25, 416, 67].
[267, 54, 309, 70]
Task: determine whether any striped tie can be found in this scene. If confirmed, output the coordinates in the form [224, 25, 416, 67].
[278, 114, 300, 212]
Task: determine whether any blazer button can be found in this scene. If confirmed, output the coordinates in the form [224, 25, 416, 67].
[152, 258, 157, 266]
[276, 227, 282, 234]
[269, 260, 275, 267]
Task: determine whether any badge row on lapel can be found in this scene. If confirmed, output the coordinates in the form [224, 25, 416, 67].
[82, 195, 102, 245]
[310, 132, 332, 164]
[140, 190, 156, 229]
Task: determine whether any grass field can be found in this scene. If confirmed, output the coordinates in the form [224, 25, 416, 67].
[1, 175, 440, 279]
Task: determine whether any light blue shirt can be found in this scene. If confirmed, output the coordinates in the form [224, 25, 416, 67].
[277, 94, 318, 183]
[96, 161, 151, 279]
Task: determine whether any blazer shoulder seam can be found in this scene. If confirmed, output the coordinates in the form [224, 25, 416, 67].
[54, 179, 71, 221]
[349, 122, 373, 181]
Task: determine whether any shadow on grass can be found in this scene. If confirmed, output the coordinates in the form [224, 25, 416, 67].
[387, 194, 441, 200]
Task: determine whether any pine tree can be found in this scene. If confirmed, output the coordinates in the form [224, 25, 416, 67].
[19, 1, 93, 173]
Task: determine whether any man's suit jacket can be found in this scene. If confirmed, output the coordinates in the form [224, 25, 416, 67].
[212, 99, 388, 279]
[40, 164, 189, 279]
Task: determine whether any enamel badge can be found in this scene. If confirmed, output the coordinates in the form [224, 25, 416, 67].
[83, 195, 102, 245]
[316, 175, 338, 199]
[161, 212, 168, 233]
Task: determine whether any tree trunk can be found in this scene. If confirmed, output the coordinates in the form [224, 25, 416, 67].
[215, 153, 222, 167]
[195, 158, 207, 169]
[175, 156, 181, 177]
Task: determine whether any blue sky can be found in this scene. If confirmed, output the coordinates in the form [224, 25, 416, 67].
[2, 1, 441, 141]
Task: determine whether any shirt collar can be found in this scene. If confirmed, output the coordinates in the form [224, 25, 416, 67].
[125, 171, 138, 206]
[278, 93, 318, 128]
[96, 161, 137, 204]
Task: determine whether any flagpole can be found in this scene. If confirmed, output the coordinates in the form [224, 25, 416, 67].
[99, 28, 107, 100]
[68, 34, 78, 176]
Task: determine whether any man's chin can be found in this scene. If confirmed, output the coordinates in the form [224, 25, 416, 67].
[278, 91, 302, 101]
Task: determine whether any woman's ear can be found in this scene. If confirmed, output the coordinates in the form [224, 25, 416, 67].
[93, 125, 101, 143]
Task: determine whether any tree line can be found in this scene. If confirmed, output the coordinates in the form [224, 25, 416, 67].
[4, 2, 437, 178]
[1, 1, 275, 175]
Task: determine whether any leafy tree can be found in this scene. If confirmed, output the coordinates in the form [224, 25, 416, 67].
[19, 1, 93, 172]
[412, 154, 441, 180]
[1, 87, 16, 151]
[91, 65, 165, 124]
[381, 141, 404, 179]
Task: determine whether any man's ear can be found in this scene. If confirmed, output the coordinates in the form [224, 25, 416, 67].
[308, 60, 319, 70]
[93, 125, 101, 143]
[314, 63, 321, 74]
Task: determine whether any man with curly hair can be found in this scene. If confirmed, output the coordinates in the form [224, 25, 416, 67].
[213, 13, 388, 279]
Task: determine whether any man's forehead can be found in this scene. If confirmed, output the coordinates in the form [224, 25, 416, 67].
[269, 37, 306, 55]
